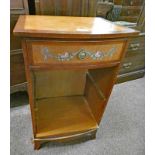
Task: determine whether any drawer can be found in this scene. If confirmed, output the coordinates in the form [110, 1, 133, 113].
[119, 49, 145, 74]
[113, 0, 123, 5]
[10, 52, 26, 86]
[11, 0, 24, 9]
[123, 0, 144, 6]
[117, 69, 145, 84]
[120, 7, 142, 16]
[96, 2, 114, 17]
[10, 14, 22, 51]
[128, 36, 145, 51]
[119, 57, 144, 74]
[10, 0, 29, 14]
[118, 16, 138, 22]
[26, 40, 125, 67]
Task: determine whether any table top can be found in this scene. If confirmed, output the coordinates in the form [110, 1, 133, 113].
[13, 15, 139, 39]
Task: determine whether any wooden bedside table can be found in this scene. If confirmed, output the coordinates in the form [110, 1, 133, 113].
[13, 15, 139, 150]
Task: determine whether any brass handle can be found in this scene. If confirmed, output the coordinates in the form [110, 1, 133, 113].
[123, 62, 132, 69]
[127, 11, 130, 15]
[132, 47, 138, 51]
[130, 1, 133, 5]
[130, 43, 140, 48]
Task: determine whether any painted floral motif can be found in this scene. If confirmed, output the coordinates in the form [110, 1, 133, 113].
[41, 47, 117, 61]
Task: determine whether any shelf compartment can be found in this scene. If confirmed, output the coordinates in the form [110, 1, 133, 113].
[34, 70, 87, 99]
[35, 96, 98, 138]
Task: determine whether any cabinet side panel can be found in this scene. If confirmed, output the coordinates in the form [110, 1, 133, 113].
[85, 66, 120, 123]
[84, 40, 128, 123]
[22, 40, 37, 136]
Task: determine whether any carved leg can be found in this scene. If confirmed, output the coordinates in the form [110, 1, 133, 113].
[34, 140, 41, 150]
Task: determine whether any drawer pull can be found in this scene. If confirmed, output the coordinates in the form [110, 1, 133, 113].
[132, 47, 138, 51]
[130, 43, 140, 50]
[130, 43, 140, 48]
[130, 1, 133, 5]
[41, 47, 117, 61]
[123, 62, 132, 68]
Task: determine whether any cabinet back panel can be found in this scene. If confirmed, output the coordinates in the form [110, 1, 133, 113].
[34, 70, 87, 99]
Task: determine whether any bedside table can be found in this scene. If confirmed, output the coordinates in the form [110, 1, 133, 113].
[13, 15, 139, 149]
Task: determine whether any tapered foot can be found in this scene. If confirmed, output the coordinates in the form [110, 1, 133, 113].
[34, 141, 41, 150]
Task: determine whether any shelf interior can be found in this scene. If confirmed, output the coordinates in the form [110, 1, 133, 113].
[35, 96, 98, 138]
[33, 67, 118, 139]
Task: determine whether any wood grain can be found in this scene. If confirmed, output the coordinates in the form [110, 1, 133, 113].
[119, 49, 145, 74]
[10, 52, 26, 86]
[85, 66, 120, 123]
[11, 0, 24, 9]
[28, 40, 124, 65]
[34, 70, 87, 99]
[10, 0, 29, 90]
[117, 69, 145, 83]
[15, 15, 139, 149]
[123, 0, 143, 6]
[22, 40, 37, 136]
[35, 0, 96, 17]
[35, 96, 98, 138]
[13, 15, 139, 39]
[10, 15, 22, 51]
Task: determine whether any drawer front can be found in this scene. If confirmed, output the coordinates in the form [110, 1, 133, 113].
[120, 7, 141, 16]
[10, 52, 26, 86]
[11, 0, 24, 9]
[113, 0, 123, 5]
[11, 14, 22, 51]
[113, 0, 144, 6]
[123, 0, 144, 6]
[10, 0, 29, 14]
[27, 41, 125, 66]
[96, 2, 113, 17]
[128, 36, 145, 51]
[119, 49, 145, 74]
[118, 16, 138, 22]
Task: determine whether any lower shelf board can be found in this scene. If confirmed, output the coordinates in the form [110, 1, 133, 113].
[35, 96, 98, 139]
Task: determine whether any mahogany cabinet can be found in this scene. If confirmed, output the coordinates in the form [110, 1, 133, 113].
[116, 0, 144, 22]
[14, 15, 139, 149]
[115, 3, 145, 83]
[100, 0, 145, 82]
[117, 33, 145, 83]
[10, 0, 29, 93]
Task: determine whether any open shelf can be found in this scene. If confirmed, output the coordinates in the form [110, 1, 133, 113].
[33, 67, 118, 139]
[35, 96, 98, 138]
